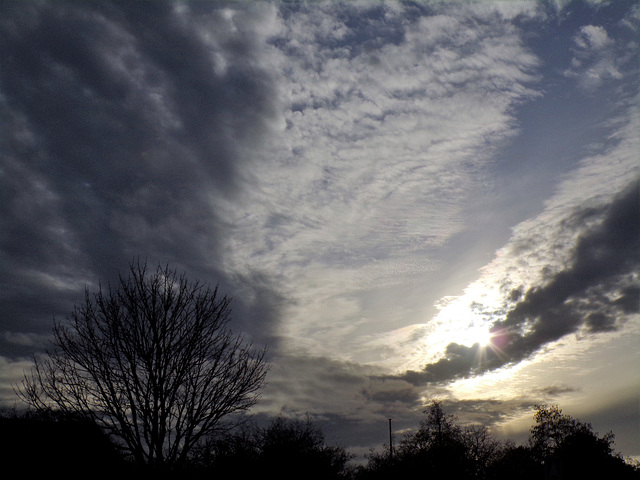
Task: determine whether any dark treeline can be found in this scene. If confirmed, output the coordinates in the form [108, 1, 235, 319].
[358, 402, 639, 480]
[1, 402, 638, 479]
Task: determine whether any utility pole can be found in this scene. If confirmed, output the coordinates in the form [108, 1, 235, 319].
[388, 418, 393, 460]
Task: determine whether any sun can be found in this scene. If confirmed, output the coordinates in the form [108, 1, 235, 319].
[430, 296, 497, 350]
[474, 327, 493, 348]
[457, 322, 496, 350]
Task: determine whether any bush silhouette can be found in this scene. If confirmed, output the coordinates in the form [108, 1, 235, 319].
[0, 410, 126, 477]
[203, 415, 352, 480]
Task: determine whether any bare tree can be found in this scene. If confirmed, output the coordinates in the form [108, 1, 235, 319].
[17, 261, 269, 471]
[402, 400, 462, 453]
[462, 424, 502, 478]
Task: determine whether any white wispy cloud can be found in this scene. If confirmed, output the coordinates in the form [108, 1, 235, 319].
[219, 2, 542, 362]
[564, 24, 623, 89]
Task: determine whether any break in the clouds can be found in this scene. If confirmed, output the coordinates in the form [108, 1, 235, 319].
[1, 0, 638, 461]
[401, 180, 639, 385]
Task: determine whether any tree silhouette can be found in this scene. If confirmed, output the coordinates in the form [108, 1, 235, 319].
[258, 415, 353, 480]
[203, 415, 353, 480]
[529, 404, 589, 460]
[17, 261, 269, 472]
[392, 401, 473, 479]
[358, 402, 640, 480]
[462, 424, 501, 479]
[529, 404, 638, 480]
[489, 442, 542, 480]
[408, 400, 462, 451]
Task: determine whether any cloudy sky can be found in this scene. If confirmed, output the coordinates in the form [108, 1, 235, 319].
[1, 0, 638, 462]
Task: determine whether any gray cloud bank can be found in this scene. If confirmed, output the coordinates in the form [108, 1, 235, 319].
[1, 1, 285, 354]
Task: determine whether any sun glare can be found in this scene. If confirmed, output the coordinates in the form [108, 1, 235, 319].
[411, 291, 510, 375]
[433, 297, 494, 347]
[474, 327, 493, 348]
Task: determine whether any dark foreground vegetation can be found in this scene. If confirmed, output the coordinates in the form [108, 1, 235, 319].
[2, 403, 638, 480]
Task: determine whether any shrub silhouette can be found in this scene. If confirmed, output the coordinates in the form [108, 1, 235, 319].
[203, 415, 352, 480]
[0, 410, 126, 477]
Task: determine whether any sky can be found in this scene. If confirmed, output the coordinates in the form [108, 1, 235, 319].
[1, 0, 638, 463]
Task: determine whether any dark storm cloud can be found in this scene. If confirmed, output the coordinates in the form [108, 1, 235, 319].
[400, 181, 640, 386]
[537, 384, 580, 397]
[0, 1, 282, 355]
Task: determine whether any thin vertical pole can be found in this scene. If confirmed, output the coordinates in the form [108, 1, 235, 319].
[389, 418, 393, 460]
